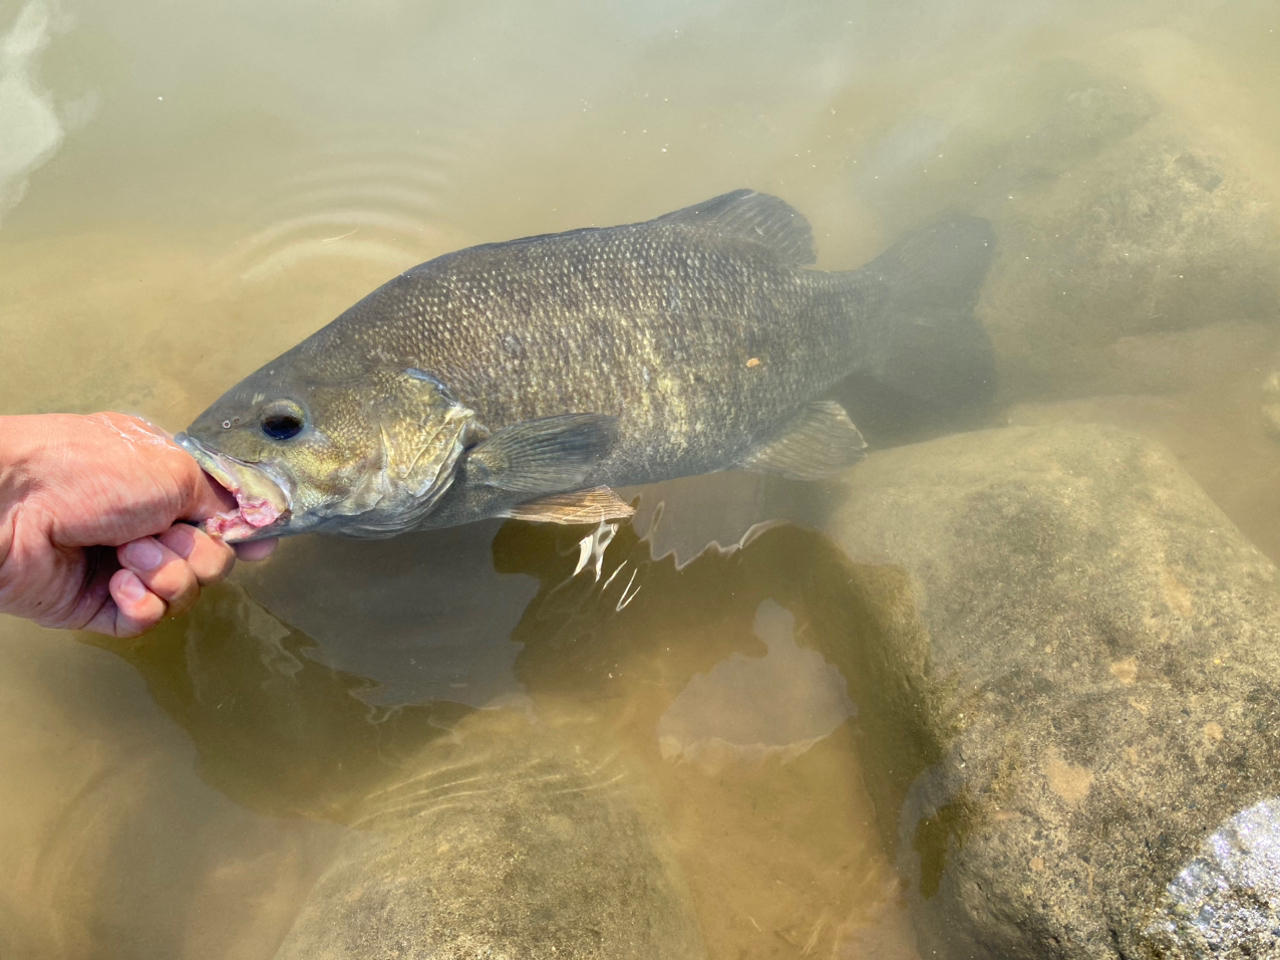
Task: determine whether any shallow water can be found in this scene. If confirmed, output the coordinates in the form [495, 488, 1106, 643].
[2, 0, 1279, 957]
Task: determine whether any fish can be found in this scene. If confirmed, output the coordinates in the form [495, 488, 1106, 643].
[176, 189, 996, 542]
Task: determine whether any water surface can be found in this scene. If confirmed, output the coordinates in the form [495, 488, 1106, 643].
[2, 0, 1279, 956]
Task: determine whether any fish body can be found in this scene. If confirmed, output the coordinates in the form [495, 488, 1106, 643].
[178, 190, 996, 540]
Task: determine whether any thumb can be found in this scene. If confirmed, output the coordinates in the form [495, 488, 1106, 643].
[189, 468, 240, 521]
[109, 414, 239, 523]
[167, 446, 239, 522]
[80, 413, 240, 529]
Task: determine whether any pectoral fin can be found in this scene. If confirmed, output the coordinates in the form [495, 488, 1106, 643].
[506, 486, 635, 525]
[467, 414, 620, 494]
[743, 401, 867, 480]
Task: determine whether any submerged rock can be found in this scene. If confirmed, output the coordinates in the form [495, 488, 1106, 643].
[822, 423, 1280, 959]
[979, 119, 1280, 402]
[858, 58, 1280, 405]
[1149, 797, 1280, 954]
[1262, 370, 1280, 441]
[273, 708, 706, 960]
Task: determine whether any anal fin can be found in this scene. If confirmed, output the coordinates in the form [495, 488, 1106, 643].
[743, 401, 867, 481]
[506, 486, 635, 525]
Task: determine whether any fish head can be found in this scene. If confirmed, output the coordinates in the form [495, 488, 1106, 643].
[178, 363, 479, 540]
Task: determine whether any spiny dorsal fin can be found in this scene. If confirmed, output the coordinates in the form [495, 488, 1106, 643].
[506, 486, 635, 525]
[654, 189, 816, 266]
[467, 414, 619, 495]
[742, 400, 867, 480]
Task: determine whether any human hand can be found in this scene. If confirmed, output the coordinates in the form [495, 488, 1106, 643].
[0, 412, 278, 637]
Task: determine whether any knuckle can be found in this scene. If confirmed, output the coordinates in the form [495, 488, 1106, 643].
[116, 596, 164, 638]
[196, 543, 236, 585]
[158, 524, 199, 560]
[116, 619, 149, 639]
[145, 558, 199, 605]
[165, 586, 199, 618]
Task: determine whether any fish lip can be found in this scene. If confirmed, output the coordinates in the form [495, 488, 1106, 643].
[175, 432, 293, 541]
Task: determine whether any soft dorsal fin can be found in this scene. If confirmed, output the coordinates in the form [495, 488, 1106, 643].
[653, 189, 816, 266]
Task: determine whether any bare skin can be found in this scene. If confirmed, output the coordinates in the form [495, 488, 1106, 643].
[0, 413, 278, 638]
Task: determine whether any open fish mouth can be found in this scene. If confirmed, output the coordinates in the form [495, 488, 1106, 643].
[175, 433, 293, 542]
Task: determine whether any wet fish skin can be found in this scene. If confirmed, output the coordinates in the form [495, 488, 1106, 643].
[178, 190, 996, 539]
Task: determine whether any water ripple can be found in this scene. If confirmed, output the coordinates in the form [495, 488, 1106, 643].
[217, 141, 468, 282]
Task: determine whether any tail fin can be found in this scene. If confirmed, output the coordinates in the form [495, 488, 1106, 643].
[851, 216, 997, 423]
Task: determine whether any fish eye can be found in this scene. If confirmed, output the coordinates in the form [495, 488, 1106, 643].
[260, 400, 305, 441]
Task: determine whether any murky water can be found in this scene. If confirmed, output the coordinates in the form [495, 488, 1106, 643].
[2, 0, 1279, 957]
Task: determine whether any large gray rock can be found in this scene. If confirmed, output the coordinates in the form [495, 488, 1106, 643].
[821, 423, 1280, 959]
[273, 708, 706, 960]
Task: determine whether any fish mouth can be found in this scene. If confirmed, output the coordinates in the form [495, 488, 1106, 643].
[175, 433, 293, 542]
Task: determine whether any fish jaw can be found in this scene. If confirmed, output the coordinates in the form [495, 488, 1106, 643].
[175, 433, 293, 542]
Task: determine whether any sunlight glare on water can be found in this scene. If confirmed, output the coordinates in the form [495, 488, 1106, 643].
[1, 0, 1279, 957]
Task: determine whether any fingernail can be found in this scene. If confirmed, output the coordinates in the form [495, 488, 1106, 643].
[124, 538, 164, 571]
[117, 572, 147, 602]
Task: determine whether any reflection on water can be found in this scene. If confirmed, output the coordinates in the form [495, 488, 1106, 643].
[243, 522, 537, 707]
[0, 1, 64, 222]
[2, 0, 1279, 956]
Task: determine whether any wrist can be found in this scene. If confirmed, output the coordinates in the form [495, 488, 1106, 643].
[0, 416, 43, 507]
[0, 416, 43, 579]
